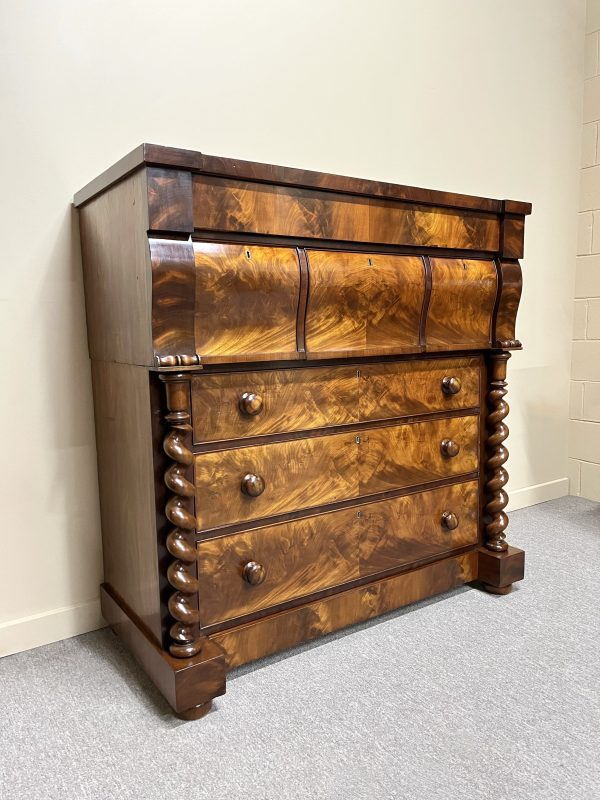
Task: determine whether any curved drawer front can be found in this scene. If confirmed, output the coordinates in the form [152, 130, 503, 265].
[305, 250, 425, 356]
[193, 242, 300, 361]
[197, 480, 479, 625]
[194, 415, 479, 530]
[191, 366, 359, 443]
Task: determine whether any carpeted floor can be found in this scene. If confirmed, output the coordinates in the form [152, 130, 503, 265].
[1, 496, 599, 800]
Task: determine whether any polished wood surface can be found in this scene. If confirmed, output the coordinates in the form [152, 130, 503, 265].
[77, 146, 529, 718]
[195, 415, 478, 529]
[79, 171, 154, 366]
[192, 176, 501, 252]
[193, 242, 300, 362]
[197, 480, 478, 626]
[191, 366, 358, 443]
[305, 251, 424, 355]
[210, 552, 478, 668]
[484, 352, 511, 552]
[101, 585, 226, 716]
[75, 144, 532, 215]
[359, 357, 480, 420]
[426, 259, 497, 349]
[91, 361, 161, 642]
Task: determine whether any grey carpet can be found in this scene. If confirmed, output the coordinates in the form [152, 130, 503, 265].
[1, 496, 599, 800]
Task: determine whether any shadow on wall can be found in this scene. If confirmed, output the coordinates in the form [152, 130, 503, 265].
[37, 201, 104, 610]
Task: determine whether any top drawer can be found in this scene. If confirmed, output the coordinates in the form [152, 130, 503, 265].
[191, 357, 480, 443]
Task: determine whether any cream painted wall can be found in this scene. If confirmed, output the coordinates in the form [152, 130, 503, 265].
[0, 0, 585, 656]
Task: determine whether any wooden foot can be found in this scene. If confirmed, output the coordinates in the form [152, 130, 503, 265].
[100, 584, 226, 718]
[177, 701, 213, 721]
[474, 546, 525, 594]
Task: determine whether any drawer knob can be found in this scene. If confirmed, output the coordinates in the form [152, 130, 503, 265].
[440, 439, 460, 458]
[441, 376, 462, 395]
[441, 511, 459, 530]
[241, 473, 266, 496]
[242, 561, 266, 585]
[239, 391, 264, 416]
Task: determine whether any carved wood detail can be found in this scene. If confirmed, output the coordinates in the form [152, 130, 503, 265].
[160, 374, 204, 657]
[484, 352, 511, 552]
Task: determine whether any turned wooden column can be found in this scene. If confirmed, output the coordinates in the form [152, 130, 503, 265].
[484, 351, 511, 553]
[160, 373, 203, 658]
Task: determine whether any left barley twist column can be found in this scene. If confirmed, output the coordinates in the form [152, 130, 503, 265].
[159, 373, 203, 657]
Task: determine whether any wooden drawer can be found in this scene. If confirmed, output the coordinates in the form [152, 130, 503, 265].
[191, 366, 358, 443]
[197, 480, 479, 625]
[191, 357, 480, 443]
[194, 415, 479, 529]
[305, 250, 425, 356]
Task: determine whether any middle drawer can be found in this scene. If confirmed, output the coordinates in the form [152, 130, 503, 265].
[195, 414, 479, 530]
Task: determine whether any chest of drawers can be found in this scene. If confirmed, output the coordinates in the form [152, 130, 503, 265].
[75, 145, 529, 719]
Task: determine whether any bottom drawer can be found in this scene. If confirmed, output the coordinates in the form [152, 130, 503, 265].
[197, 480, 478, 626]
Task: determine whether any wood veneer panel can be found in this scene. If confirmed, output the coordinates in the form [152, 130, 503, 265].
[360, 357, 480, 420]
[193, 242, 300, 362]
[210, 551, 478, 668]
[494, 260, 523, 347]
[194, 415, 478, 530]
[79, 170, 153, 366]
[150, 238, 196, 360]
[426, 258, 497, 349]
[305, 251, 424, 355]
[192, 176, 500, 251]
[91, 361, 161, 643]
[360, 415, 479, 495]
[191, 366, 358, 443]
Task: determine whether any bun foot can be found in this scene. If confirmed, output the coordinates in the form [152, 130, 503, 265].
[480, 582, 512, 595]
[177, 701, 213, 721]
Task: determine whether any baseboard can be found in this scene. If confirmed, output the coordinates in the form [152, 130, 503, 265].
[0, 599, 106, 658]
[507, 478, 569, 511]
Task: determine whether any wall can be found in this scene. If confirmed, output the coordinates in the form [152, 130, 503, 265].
[569, 0, 600, 499]
[0, 0, 585, 656]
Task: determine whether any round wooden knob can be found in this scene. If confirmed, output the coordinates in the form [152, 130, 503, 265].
[239, 392, 263, 416]
[441, 376, 462, 395]
[242, 561, 266, 585]
[440, 439, 460, 458]
[241, 473, 265, 496]
[441, 511, 459, 530]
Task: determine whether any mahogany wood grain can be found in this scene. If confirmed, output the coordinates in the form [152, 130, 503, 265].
[192, 176, 500, 252]
[360, 415, 479, 495]
[477, 545, 525, 592]
[150, 238, 196, 361]
[426, 258, 497, 349]
[500, 214, 525, 259]
[147, 167, 193, 233]
[193, 242, 300, 362]
[191, 366, 358, 443]
[494, 260, 523, 348]
[75, 144, 531, 217]
[210, 551, 478, 668]
[196, 480, 478, 625]
[305, 251, 424, 355]
[91, 361, 162, 642]
[194, 415, 478, 530]
[359, 357, 480, 420]
[79, 170, 154, 366]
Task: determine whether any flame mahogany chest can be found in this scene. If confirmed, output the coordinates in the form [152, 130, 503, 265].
[75, 145, 530, 719]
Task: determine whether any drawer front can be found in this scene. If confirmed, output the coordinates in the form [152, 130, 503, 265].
[359, 357, 480, 421]
[426, 258, 497, 349]
[305, 250, 425, 355]
[195, 415, 478, 529]
[193, 242, 300, 362]
[191, 366, 358, 443]
[197, 480, 478, 625]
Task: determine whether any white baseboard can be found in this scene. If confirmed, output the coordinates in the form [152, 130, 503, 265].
[507, 478, 569, 511]
[0, 599, 106, 658]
